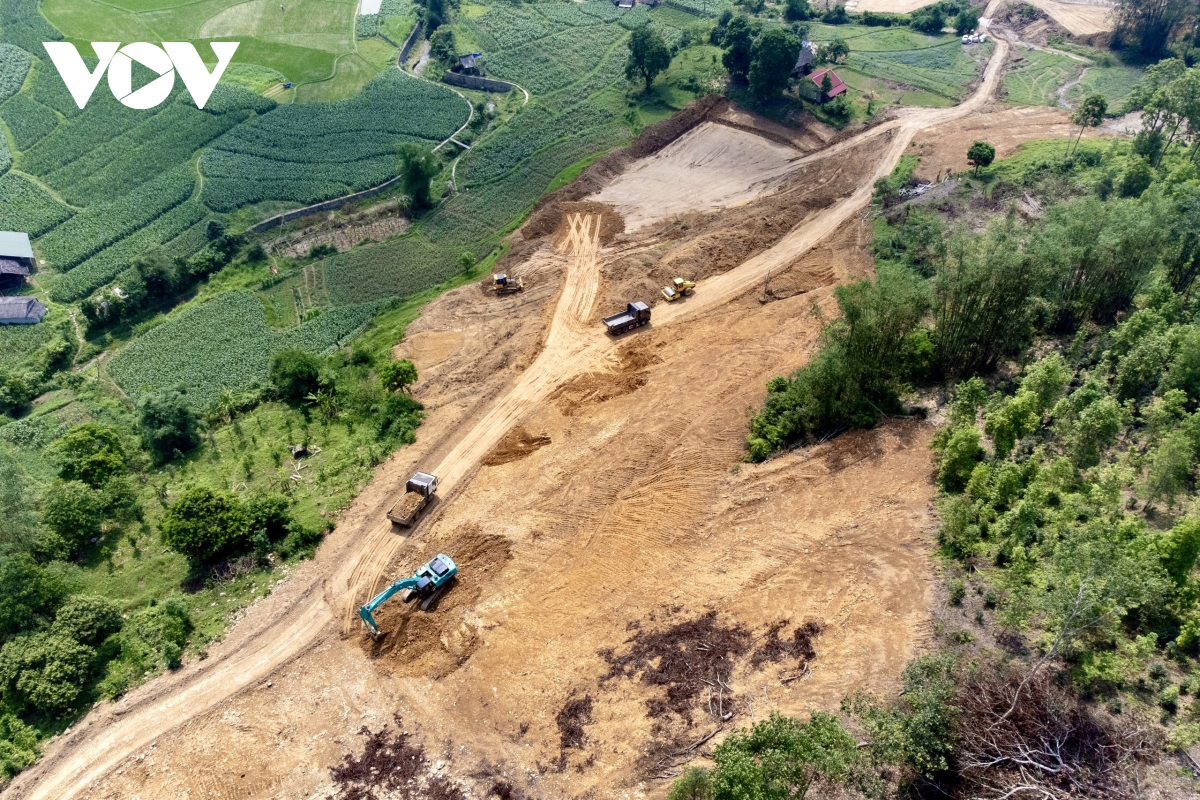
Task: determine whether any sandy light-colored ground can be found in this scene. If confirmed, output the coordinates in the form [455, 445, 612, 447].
[593, 122, 811, 230]
[7, 40, 1037, 800]
[860, 0, 1114, 36]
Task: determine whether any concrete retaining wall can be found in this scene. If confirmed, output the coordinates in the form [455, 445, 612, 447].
[441, 72, 513, 93]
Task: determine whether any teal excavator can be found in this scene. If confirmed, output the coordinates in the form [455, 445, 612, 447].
[358, 553, 457, 639]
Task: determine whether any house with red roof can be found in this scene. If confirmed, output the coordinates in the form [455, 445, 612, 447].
[805, 68, 847, 103]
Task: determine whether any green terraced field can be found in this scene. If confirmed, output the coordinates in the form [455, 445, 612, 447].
[1003, 48, 1085, 107]
[1065, 64, 1145, 113]
[107, 291, 381, 407]
[40, 0, 358, 88]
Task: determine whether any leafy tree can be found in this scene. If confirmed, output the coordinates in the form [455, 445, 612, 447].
[0, 714, 39, 777]
[0, 370, 36, 416]
[910, 4, 946, 33]
[397, 144, 441, 211]
[816, 37, 848, 64]
[160, 487, 251, 563]
[429, 27, 456, 62]
[935, 425, 983, 493]
[0, 632, 94, 711]
[1113, 0, 1190, 57]
[417, 0, 451, 30]
[821, 70, 833, 94]
[722, 16, 759, 79]
[825, 91, 852, 119]
[131, 248, 179, 301]
[0, 555, 66, 638]
[270, 348, 322, 401]
[668, 767, 713, 800]
[40, 480, 104, 554]
[845, 654, 958, 779]
[747, 264, 929, 459]
[966, 140, 995, 174]
[244, 493, 292, 544]
[380, 359, 418, 393]
[1160, 516, 1200, 587]
[626, 24, 672, 93]
[1067, 94, 1107, 157]
[709, 712, 858, 800]
[137, 389, 200, 464]
[49, 423, 126, 488]
[931, 222, 1039, 375]
[749, 29, 801, 101]
[51, 595, 122, 646]
[784, 0, 812, 22]
[821, 4, 848, 24]
[1119, 156, 1154, 196]
[954, 6, 980, 34]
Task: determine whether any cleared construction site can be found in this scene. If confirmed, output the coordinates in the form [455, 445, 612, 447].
[8, 31, 1140, 800]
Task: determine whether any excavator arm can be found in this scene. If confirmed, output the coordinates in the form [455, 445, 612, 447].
[359, 577, 420, 637]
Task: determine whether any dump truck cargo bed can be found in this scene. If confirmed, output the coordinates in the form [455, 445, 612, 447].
[388, 492, 427, 526]
[603, 301, 651, 335]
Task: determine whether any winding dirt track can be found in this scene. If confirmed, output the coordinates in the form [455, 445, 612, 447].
[6, 40, 1008, 800]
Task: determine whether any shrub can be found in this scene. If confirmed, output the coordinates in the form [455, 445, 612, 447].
[936, 425, 983, 493]
[48, 423, 126, 488]
[0, 554, 66, 638]
[0, 632, 94, 711]
[270, 348, 322, 402]
[137, 388, 201, 464]
[709, 712, 859, 800]
[160, 487, 252, 563]
[51, 595, 122, 646]
[40, 480, 104, 554]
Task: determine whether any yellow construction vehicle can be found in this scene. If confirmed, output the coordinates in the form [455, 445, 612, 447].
[661, 277, 696, 302]
[490, 273, 524, 295]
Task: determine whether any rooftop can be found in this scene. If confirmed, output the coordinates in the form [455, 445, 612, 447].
[0, 231, 33, 262]
[0, 296, 48, 324]
[809, 68, 848, 98]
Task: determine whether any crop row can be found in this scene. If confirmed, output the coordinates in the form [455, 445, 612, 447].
[322, 235, 493, 307]
[46, 102, 250, 206]
[474, 5, 562, 50]
[457, 100, 620, 186]
[36, 164, 195, 272]
[199, 150, 403, 212]
[424, 124, 630, 246]
[0, 172, 73, 236]
[533, 3, 606, 29]
[201, 71, 465, 211]
[108, 291, 382, 409]
[1, 92, 60, 151]
[23, 87, 156, 176]
[484, 24, 627, 95]
[50, 199, 209, 302]
[0, 0, 61, 55]
[660, 0, 734, 17]
[0, 44, 30, 104]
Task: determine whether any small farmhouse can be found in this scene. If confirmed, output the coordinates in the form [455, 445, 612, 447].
[0, 296, 48, 325]
[0, 231, 34, 294]
[791, 44, 816, 77]
[615, 0, 634, 8]
[454, 53, 482, 75]
[806, 68, 847, 103]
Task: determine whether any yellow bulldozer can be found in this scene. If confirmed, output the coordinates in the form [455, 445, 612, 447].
[490, 273, 524, 295]
[661, 277, 696, 302]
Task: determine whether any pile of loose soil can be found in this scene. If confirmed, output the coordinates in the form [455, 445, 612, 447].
[360, 527, 512, 678]
[548, 339, 662, 417]
[391, 492, 424, 520]
[482, 426, 552, 466]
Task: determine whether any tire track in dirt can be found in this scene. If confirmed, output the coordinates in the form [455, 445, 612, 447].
[8, 43, 1008, 800]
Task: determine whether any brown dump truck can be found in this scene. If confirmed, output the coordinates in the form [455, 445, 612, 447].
[387, 472, 438, 526]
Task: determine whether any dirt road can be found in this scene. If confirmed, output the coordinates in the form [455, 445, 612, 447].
[8, 41, 1008, 800]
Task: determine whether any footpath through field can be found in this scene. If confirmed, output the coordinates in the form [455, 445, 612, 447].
[5, 40, 1008, 800]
